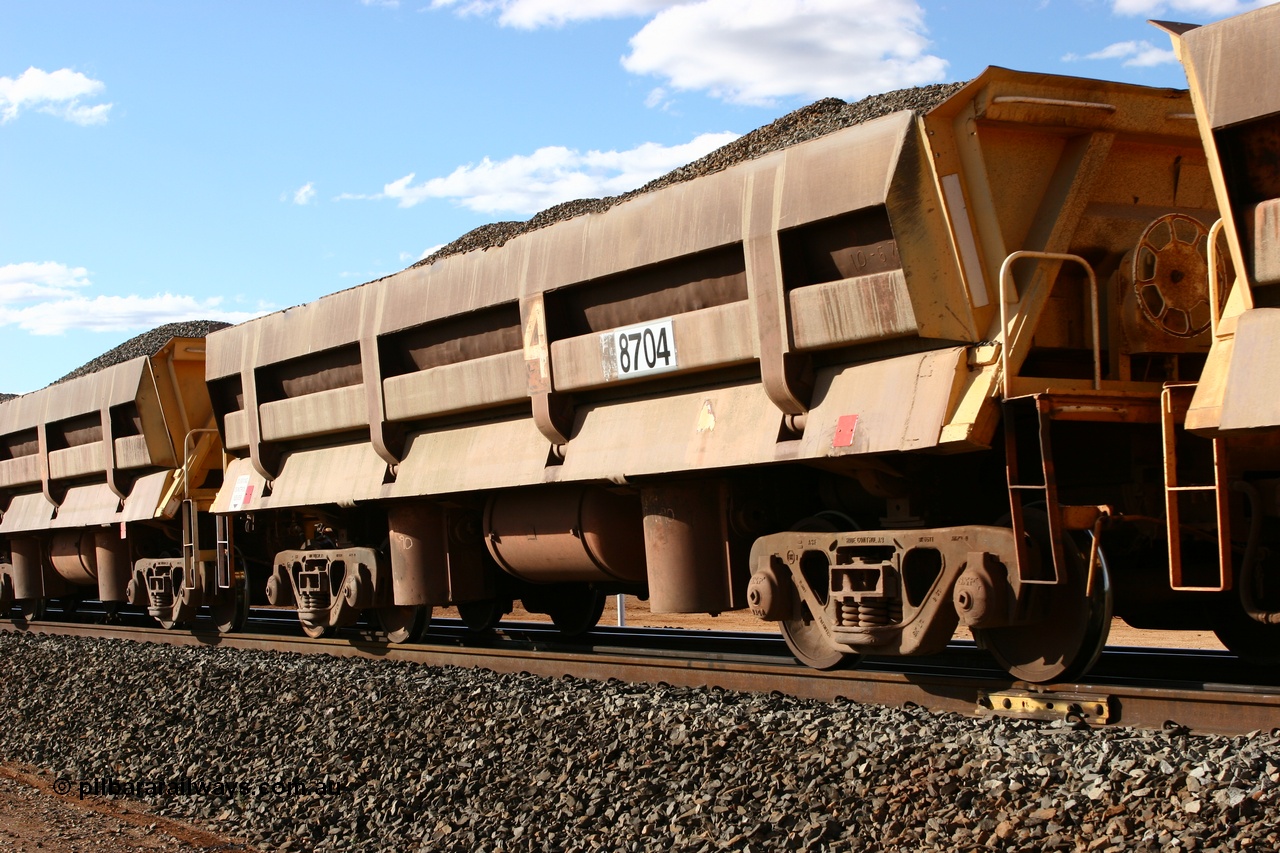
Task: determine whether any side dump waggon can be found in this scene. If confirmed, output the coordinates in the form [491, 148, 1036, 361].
[2, 5, 1278, 685]
[0, 338, 243, 630]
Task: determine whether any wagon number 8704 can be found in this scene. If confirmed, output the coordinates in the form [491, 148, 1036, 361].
[602, 318, 678, 381]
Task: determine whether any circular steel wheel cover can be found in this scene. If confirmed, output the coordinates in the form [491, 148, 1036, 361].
[546, 587, 606, 637]
[1213, 610, 1280, 666]
[376, 605, 430, 644]
[781, 605, 853, 670]
[210, 572, 250, 634]
[458, 598, 510, 633]
[17, 597, 45, 623]
[978, 514, 1112, 684]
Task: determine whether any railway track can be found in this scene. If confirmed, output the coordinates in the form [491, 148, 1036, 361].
[8, 612, 1279, 738]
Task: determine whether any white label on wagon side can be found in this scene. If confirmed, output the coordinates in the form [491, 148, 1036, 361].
[600, 318, 678, 381]
[228, 473, 253, 511]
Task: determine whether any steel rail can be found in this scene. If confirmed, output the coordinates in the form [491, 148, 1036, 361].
[8, 620, 1279, 738]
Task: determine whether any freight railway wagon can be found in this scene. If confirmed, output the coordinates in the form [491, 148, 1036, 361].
[5, 6, 1280, 684]
[0, 336, 246, 631]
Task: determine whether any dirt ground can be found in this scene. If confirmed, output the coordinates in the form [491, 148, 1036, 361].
[442, 596, 1228, 651]
[0, 765, 254, 852]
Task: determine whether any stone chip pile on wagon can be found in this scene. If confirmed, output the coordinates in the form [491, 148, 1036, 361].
[411, 83, 965, 269]
[1, 632, 1276, 852]
[52, 320, 231, 386]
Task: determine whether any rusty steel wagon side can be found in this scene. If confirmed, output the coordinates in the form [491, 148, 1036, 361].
[3, 4, 1276, 686]
[197, 3, 1279, 683]
[0, 336, 243, 630]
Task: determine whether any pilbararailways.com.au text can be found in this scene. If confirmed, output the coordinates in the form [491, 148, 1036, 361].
[53, 776, 346, 800]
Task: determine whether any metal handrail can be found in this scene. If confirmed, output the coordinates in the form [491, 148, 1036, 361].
[998, 251, 1101, 399]
[1207, 218, 1225, 338]
[182, 428, 220, 501]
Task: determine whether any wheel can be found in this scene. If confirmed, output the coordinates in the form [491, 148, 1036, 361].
[457, 598, 510, 633]
[1213, 616, 1280, 666]
[778, 564, 856, 671]
[976, 510, 1112, 684]
[375, 605, 430, 644]
[300, 619, 333, 639]
[209, 571, 250, 634]
[17, 598, 46, 622]
[157, 618, 187, 630]
[781, 608, 853, 670]
[1213, 539, 1280, 665]
[776, 514, 858, 670]
[0, 575, 13, 615]
[545, 587, 606, 637]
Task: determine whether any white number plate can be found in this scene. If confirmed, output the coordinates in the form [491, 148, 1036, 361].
[601, 318, 678, 381]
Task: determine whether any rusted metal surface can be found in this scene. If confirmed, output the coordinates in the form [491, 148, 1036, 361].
[484, 485, 647, 584]
[7, 8, 1280, 697]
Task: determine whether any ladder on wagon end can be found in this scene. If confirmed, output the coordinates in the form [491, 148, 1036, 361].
[1001, 387, 1232, 594]
[1160, 384, 1231, 593]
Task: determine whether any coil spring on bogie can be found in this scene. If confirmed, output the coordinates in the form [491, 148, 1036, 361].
[298, 590, 330, 611]
[837, 598, 904, 627]
[146, 571, 175, 608]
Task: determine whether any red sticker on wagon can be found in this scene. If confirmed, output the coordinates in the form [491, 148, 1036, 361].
[833, 414, 859, 448]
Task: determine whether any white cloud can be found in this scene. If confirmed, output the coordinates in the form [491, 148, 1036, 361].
[431, 0, 946, 105]
[1111, 0, 1275, 15]
[1063, 39, 1178, 66]
[292, 182, 317, 205]
[0, 262, 92, 301]
[400, 245, 444, 263]
[0, 261, 268, 335]
[430, 0, 678, 28]
[623, 0, 946, 106]
[0, 294, 265, 335]
[351, 131, 738, 215]
[0, 67, 112, 125]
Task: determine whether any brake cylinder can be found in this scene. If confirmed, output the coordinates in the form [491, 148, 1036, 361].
[483, 485, 646, 584]
[50, 531, 97, 586]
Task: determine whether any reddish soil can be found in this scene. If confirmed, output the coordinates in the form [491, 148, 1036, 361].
[442, 596, 1227, 651]
[0, 765, 254, 853]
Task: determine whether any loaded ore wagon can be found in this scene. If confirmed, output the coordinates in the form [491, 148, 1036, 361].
[0, 330, 244, 631]
[2, 4, 1278, 686]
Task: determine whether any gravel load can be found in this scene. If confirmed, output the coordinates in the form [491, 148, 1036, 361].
[51, 321, 231, 387]
[1, 631, 1277, 852]
[412, 83, 964, 270]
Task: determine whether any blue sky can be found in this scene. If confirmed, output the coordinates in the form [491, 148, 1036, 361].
[1, 0, 1274, 393]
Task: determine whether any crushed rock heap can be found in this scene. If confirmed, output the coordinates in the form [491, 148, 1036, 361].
[410, 83, 965, 270]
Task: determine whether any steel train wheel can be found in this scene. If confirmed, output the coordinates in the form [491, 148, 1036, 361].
[976, 511, 1112, 684]
[780, 513, 858, 671]
[545, 587, 607, 637]
[0, 575, 13, 615]
[210, 570, 250, 634]
[781, 603, 852, 671]
[1213, 617, 1280, 666]
[457, 598, 511, 633]
[375, 605, 430, 644]
[17, 597, 45, 623]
